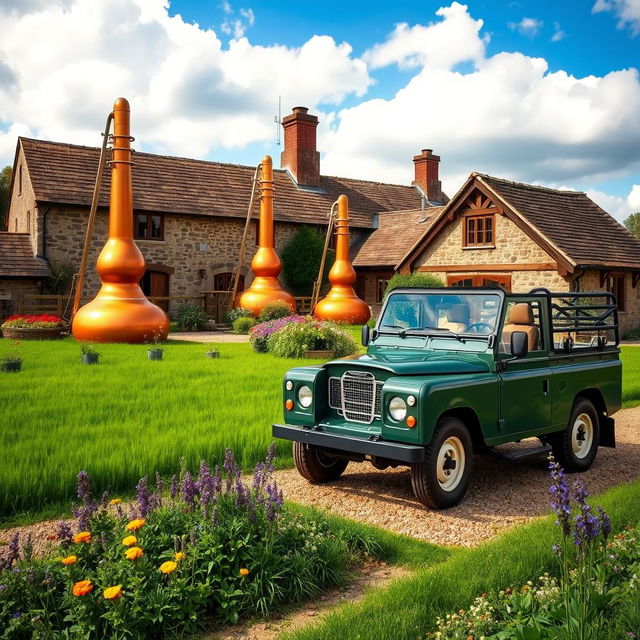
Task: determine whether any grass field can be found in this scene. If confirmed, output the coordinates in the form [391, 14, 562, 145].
[0, 339, 638, 521]
[0, 339, 323, 520]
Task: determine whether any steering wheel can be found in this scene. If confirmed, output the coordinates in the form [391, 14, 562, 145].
[466, 322, 493, 335]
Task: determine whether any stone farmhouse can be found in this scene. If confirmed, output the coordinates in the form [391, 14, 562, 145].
[2, 106, 640, 333]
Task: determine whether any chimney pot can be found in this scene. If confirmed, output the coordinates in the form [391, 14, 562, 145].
[412, 148, 443, 204]
[280, 106, 320, 187]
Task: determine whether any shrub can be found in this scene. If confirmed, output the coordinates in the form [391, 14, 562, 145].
[46, 261, 75, 296]
[249, 315, 306, 353]
[224, 307, 254, 325]
[1, 314, 63, 329]
[79, 343, 98, 356]
[175, 304, 208, 331]
[267, 318, 357, 358]
[233, 316, 257, 334]
[383, 272, 445, 298]
[281, 226, 334, 296]
[257, 301, 294, 324]
[0, 448, 377, 638]
[0, 340, 21, 365]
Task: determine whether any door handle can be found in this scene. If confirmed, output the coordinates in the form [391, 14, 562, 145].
[542, 379, 549, 395]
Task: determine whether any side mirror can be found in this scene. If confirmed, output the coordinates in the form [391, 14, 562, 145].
[510, 331, 529, 359]
[361, 324, 370, 347]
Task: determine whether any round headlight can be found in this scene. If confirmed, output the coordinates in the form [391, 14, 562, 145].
[407, 395, 416, 407]
[285, 380, 293, 391]
[298, 385, 313, 408]
[389, 396, 407, 421]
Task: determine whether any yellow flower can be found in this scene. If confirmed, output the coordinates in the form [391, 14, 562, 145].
[72, 580, 93, 596]
[124, 546, 144, 560]
[109, 498, 122, 506]
[174, 551, 185, 562]
[159, 561, 177, 574]
[126, 518, 146, 531]
[61, 555, 77, 566]
[73, 531, 92, 544]
[239, 568, 249, 577]
[122, 536, 137, 547]
[103, 585, 123, 600]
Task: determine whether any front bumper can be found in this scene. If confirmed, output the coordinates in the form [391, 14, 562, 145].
[272, 424, 425, 463]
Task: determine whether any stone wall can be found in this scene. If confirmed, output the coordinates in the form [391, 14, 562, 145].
[0, 279, 42, 319]
[6, 145, 39, 254]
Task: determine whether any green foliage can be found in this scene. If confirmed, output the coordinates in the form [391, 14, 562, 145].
[232, 316, 257, 334]
[0, 452, 377, 638]
[282, 226, 334, 296]
[46, 261, 75, 295]
[258, 301, 294, 323]
[267, 319, 357, 359]
[623, 212, 640, 239]
[224, 307, 254, 325]
[175, 304, 208, 330]
[383, 272, 445, 298]
[79, 343, 99, 356]
[0, 165, 11, 229]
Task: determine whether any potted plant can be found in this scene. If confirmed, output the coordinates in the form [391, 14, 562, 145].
[1, 341, 22, 372]
[145, 328, 165, 361]
[80, 343, 99, 365]
[1, 314, 64, 340]
[204, 344, 220, 359]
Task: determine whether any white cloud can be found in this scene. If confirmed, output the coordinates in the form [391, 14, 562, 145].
[585, 188, 634, 221]
[363, 2, 486, 70]
[221, 3, 255, 39]
[551, 22, 567, 42]
[0, 0, 370, 165]
[629, 184, 640, 211]
[508, 17, 543, 38]
[593, 0, 640, 36]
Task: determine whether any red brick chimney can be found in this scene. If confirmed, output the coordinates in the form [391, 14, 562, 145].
[280, 106, 320, 187]
[412, 149, 443, 203]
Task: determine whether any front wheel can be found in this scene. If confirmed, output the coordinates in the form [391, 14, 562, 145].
[411, 417, 473, 509]
[293, 442, 348, 483]
[550, 398, 599, 472]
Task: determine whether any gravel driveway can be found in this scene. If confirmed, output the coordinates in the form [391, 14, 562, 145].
[275, 405, 640, 547]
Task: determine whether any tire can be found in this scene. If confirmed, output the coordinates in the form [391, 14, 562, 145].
[550, 398, 599, 472]
[293, 442, 348, 483]
[410, 417, 473, 509]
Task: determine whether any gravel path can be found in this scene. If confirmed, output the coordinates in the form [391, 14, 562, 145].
[275, 405, 640, 547]
[2, 406, 639, 552]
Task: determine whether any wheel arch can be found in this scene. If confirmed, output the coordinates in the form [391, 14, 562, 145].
[437, 407, 486, 450]
[574, 387, 615, 448]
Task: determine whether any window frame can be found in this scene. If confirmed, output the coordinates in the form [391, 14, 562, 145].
[134, 213, 164, 241]
[463, 213, 495, 248]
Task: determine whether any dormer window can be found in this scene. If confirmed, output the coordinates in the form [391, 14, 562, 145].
[464, 214, 494, 247]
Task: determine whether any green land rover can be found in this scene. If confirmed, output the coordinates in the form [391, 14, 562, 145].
[273, 287, 622, 509]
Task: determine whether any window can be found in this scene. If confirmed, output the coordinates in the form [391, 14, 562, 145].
[464, 214, 494, 247]
[606, 274, 626, 312]
[448, 274, 511, 292]
[18, 165, 22, 196]
[376, 278, 390, 303]
[135, 214, 163, 240]
[214, 272, 244, 291]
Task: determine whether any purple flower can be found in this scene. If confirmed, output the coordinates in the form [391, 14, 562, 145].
[182, 471, 197, 507]
[136, 476, 150, 517]
[0, 584, 7, 592]
[548, 459, 571, 537]
[170, 475, 179, 499]
[12, 611, 20, 619]
[56, 521, 73, 545]
[552, 543, 561, 557]
[76, 470, 91, 502]
[598, 506, 612, 538]
[265, 482, 284, 521]
[223, 449, 237, 493]
[197, 460, 217, 514]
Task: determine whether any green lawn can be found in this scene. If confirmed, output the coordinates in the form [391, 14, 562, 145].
[0, 339, 323, 520]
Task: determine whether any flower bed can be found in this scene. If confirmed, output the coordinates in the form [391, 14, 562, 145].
[0, 447, 378, 638]
[249, 314, 306, 352]
[1, 314, 64, 340]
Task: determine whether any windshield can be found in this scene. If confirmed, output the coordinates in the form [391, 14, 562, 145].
[378, 291, 502, 336]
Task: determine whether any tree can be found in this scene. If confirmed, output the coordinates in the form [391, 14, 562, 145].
[281, 225, 334, 296]
[0, 165, 11, 230]
[623, 212, 640, 239]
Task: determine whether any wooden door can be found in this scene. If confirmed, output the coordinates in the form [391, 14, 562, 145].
[141, 270, 169, 311]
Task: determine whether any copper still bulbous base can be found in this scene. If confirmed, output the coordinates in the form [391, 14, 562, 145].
[314, 286, 371, 325]
[72, 287, 169, 343]
[238, 278, 297, 317]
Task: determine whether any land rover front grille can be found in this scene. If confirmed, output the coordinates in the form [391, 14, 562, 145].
[329, 371, 383, 424]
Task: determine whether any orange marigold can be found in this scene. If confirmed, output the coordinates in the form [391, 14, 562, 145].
[126, 518, 146, 531]
[103, 585, 123, 600]
[174, 551, 185, 562]
[109, 498, 122, 506]
[61, 555, 77, 566]
[73, 531, 92, 544]
[239, 568, 249, 576]
[159, 561, 177, 574]
[122, 536, 137, 547]
[124, 546, 144, 560]
[72, 580, 93, 596]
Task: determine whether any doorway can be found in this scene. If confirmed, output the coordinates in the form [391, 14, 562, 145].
[141, 270, 170, 311]
[447, 274, 512, 292]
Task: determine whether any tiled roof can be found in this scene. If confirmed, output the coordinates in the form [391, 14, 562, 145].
[353, 208, 443, 267]
[479, 174, 640, 268]
[20, 138, 425, 229]
[0, 233, 50, 278]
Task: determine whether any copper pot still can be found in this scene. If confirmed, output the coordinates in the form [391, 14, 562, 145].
[72, 98, 169, 343]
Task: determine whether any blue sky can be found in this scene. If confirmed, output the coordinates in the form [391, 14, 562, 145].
[0, 0, 639, 218]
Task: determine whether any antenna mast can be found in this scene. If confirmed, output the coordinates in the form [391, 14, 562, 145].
[274, 96, 282, 146]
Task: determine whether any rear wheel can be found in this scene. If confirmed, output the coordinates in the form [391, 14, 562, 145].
[411, 417, 473, 509]
[551, 398, 599, 472]
[293, 442, 348, 483]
